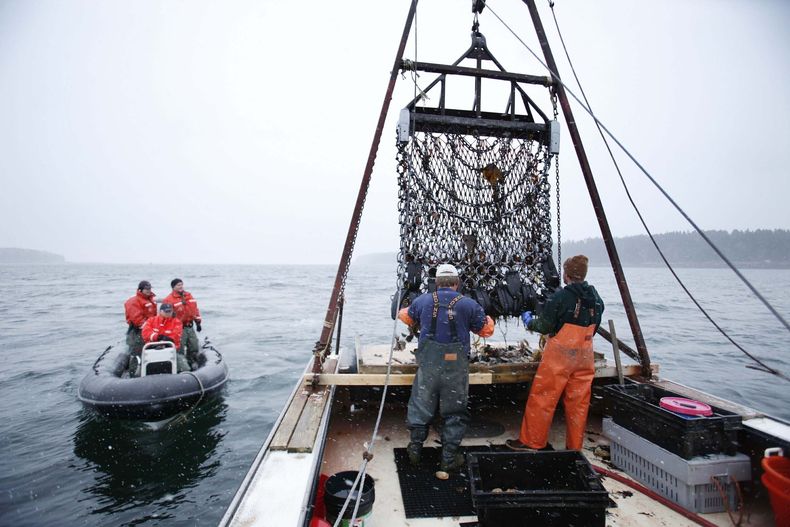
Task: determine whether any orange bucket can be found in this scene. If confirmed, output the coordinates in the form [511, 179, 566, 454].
[762, 448, 790, 527]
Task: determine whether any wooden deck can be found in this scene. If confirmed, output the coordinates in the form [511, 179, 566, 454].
[223, 346, 778, 527]
[305, 341, 657, 386]
[319, 386, 775, 527]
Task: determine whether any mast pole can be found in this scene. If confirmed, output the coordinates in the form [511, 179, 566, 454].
[523, 0, 652, 378]
[311, 0, 419, 375]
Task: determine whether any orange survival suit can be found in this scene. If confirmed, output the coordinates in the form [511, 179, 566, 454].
[124, 291, 157, 329]
[141, 315, 183, 349]
[520, 279, 604, 450]
[163, 290, 201, 326]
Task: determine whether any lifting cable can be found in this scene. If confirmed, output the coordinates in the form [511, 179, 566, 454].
[543, 1, 788, 382]
[331, 277, 406, 527]
[484, 1, 789, 380]
[333, 16, 426, 521]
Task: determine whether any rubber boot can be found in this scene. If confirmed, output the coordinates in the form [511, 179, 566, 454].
[407, 441, 422, 466]
[440, 447, 465, 473]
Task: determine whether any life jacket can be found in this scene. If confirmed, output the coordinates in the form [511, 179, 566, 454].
[163, 291, 201, 325]
[141, 315, 183, 349]
[124, 292, 157, 328]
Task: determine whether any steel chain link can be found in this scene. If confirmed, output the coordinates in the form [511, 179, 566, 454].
[396, 129, 556, 314]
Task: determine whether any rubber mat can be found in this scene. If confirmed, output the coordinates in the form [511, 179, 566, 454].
[393, 446, 477, 519]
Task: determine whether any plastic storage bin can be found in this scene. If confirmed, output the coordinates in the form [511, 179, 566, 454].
[467, 451, 609, 527]
[762, 448, 790, 527]
[604, 418, 751, 513]
[602, 382, 742, 459]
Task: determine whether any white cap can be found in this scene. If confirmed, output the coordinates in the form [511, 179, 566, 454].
[436, 264, 459, 277]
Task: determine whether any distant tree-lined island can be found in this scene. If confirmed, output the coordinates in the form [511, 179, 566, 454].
[0, 248, 65, 264]
[355, 229, 790, 269]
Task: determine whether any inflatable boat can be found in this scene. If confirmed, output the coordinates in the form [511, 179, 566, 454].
[78, 339, 229, 421]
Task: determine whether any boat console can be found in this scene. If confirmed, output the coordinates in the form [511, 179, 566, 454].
[140, 342, 178, 376]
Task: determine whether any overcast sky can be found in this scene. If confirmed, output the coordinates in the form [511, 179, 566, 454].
[1, 0, 788, 264]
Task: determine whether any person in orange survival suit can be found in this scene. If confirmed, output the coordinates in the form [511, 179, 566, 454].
[140, 302, 187, 374]
[506, 255, 604, 452]
[398, 263, 495, 472]
[163, 278, 202, 363]
[124, 280, 157, 359]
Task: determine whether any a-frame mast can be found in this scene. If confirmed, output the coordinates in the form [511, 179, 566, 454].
[314, 0, 652, 379]
[524, 0, 652, 378]
[311, 0, 419, 376]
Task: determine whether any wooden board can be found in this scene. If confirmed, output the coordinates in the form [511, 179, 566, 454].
[285, 357, 338, 453]
[357, 342, 608, 375]
[305, 363, 658, 386]
[287, 387, 330, 452]
[269, 357, 338, 452]
[269, 389, 310, 450]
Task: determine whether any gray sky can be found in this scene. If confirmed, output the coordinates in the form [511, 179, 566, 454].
[1, 0, 788, 264]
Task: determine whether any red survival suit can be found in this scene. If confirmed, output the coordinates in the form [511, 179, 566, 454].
[163, 291, 202, 326]
[141, 315, 183, 349]
[124, 291, 157, 329]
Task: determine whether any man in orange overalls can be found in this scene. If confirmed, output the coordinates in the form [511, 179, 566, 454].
[506, 255, 604, 451]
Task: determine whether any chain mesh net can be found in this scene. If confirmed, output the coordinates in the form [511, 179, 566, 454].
[395, 130, 558, 319]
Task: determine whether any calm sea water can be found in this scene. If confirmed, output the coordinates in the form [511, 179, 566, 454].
[1, 263, 788, 526]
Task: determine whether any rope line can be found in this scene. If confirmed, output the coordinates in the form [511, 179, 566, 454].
[545, 2, 787, 381]
[484, 2, 790, 336]
[331, 279, 405, 527]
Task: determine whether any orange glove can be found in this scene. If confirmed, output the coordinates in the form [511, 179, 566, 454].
[475, 316, 495, 338]
[398, 307, 415, 326]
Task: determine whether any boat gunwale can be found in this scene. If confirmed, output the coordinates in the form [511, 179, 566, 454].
[218, 356, 338, 527]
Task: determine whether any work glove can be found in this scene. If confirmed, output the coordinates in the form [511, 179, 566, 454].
[195, 320, 202, 332]
[158, 335, 173, 343]
[520, 310, 533, 327]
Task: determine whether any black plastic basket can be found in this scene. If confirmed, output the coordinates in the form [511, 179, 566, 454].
[602, 383, 742, 459]
[468, 451, 608, 527]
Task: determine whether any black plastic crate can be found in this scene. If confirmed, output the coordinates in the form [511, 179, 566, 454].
[602, 383, 742, 459]
[468, 451, 608, 527]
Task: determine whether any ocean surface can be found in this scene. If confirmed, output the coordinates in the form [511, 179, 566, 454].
[1, 263, 788, 526]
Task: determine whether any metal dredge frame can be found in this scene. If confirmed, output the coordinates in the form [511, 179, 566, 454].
[312, 0, 652, 379]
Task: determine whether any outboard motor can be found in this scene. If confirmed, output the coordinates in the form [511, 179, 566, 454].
[140, 341, 178, 376]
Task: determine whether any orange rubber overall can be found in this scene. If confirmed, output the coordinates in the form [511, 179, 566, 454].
[519, 322, 596, 450]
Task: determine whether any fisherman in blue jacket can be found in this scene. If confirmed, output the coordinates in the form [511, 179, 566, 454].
[398, 264, 494, 472]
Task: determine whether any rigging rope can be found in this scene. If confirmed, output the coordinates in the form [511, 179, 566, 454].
[332, 28, 428, 523]
[544, 2, 787, 381]
[484, 2, 790, 338]
[331, 277, 405, 527]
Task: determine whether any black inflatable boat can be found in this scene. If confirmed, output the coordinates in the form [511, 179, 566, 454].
[78, 340, 229, 421]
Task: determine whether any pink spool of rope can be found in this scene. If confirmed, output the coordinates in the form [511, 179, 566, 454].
[659, 397, 713, 416]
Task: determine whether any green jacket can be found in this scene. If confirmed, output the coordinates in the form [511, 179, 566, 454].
[527, 281, 604, 336]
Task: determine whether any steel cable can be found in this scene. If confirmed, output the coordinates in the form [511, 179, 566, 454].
[542, 1, 787, 381]
[484, 1, 790, 337]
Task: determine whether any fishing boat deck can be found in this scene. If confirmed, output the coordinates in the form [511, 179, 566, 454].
[222, 348, 779, 527]
[320, 384, 776, 526]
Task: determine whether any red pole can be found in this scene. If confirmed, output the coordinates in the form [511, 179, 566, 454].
[523, 0, 651, 377]
[311, 0, 419, 374]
